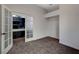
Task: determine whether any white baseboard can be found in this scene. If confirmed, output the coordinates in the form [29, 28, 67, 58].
[25, 36, 59, 42]
[48, 36, 59, 40]
[59, 40, 79, 50]
[25, 36, 47, 42]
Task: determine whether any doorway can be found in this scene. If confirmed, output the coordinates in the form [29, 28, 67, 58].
[12, 12, 34, 45]
[12, 12, 26, 44]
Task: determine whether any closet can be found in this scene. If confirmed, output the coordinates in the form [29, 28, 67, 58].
[44, 10, 59, 39]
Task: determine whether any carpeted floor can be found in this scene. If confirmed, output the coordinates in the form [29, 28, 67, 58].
[8, 37, 79, 54]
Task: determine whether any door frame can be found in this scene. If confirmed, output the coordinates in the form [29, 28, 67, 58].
[12, 12, 26, 42]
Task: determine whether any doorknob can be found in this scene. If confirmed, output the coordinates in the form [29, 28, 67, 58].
[1, 33, 7, 35]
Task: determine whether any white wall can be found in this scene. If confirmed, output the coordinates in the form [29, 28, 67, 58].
[59, 5, 79, 49]
[5, 4, 48, 42]
[46, 16, 59, 39]
[0, 5, 2, 53]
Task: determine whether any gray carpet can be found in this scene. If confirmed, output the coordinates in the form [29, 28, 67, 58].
[8, 37, 79, 54]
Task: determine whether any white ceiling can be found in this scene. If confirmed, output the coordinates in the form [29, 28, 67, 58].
[37, 4, 59, 12]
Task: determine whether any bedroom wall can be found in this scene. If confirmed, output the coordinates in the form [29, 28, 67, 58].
[5, 4, 48, 42]
[59, 5, 79, 49]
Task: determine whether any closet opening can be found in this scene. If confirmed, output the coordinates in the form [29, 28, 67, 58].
[47, 15, 59, 40]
